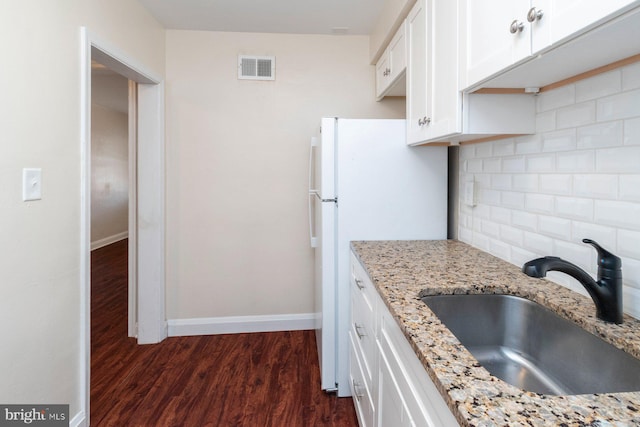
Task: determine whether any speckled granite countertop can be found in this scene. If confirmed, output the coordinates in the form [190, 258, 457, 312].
[350, 240, 640, 427]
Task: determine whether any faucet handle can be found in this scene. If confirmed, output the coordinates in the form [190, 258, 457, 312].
[583, 238, 621, 270]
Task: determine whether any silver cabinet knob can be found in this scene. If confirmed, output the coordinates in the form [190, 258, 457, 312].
[355, 278, 365, 290]
[355, 323, 366, 339]
[509, 19, 525, 34]
[527, 7, 544, 22]
[418, 117, 431, 126]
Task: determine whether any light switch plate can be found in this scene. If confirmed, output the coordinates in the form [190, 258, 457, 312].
[23, 168, 42, 201]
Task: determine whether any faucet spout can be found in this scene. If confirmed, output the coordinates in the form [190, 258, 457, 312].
[522, 239, 623, 324]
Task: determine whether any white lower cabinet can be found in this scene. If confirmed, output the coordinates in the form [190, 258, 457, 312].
[350, 336, 375, 427]
[349, 252, 459, 427]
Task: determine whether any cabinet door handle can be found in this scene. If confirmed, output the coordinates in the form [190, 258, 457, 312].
[509, 19, 525, 34]
[355, 323, 366, 339]
[352, 379, 364, 401]
[418, 117, 431, 126]
[355, 278, 365, 290]
[527, 7, 544, 22]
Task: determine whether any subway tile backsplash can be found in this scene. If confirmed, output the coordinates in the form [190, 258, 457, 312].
[458, 63, 640, 319]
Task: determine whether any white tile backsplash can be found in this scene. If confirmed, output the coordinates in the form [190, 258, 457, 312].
[571, 221, 617, 249]
[555, 196, 594, 221]
[575, 70, 621, 102]
[537, 84, 575, 112]
[556, 101, 596, 129]
[515, 135, 543, 154]
[556, 150, 595, 173]
[512, 210, 538, 231]
[490, 173, 512, 190]
[624, 117, 640, 145]
[619, 175, 640, 201]
[538, 215, 572, 240]
[525, 193, 555, 214]
[622, 62, 640, 90]
[526, 153, 556, 172]
[594, 200, 640, 230]
[501, 191, 525, 209]
[577, 121, 623, 149]
[500, 224, 524, 246]
[618, 229, 640, 260]
[458, 62, 640, 319]
[538, 174, 572, 195]
[541, 129, 577, 152]
[596, 146, 640, 173]
[597, 89, 640, 121]
[512, 174, 539, 192]
[501, 156, 526, 173]
[573, 174, 618, 199]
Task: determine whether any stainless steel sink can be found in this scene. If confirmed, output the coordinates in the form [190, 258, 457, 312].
[421, 294, 640, 395]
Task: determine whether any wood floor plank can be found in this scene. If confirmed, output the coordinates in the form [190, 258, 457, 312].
[91, 240, 358, 426]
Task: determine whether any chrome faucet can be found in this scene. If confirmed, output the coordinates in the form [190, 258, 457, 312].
[522, 239, 623, 324]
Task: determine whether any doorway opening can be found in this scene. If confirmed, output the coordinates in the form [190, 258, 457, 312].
[80, 28, 166, 424]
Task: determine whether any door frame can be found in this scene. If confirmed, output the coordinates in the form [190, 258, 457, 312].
[79, 27, 166, 425]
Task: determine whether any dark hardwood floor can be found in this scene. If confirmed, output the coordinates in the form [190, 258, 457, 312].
[90, 239, 358, 426]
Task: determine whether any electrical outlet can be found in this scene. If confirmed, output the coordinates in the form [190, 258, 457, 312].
[23, 168, 42, 201]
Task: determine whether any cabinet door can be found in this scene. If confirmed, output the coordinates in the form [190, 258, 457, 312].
[388, 21, 407, 84]
[465, 0, 531, 86]
[545, 0, 639, 46]
[406, 0, 432, 145]
[424, 0, 462, 141]
[378, 352, 416, 427]
[375, 52, 391, 99]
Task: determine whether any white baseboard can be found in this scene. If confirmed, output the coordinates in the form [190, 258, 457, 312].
[91, 231, 128, 250]
[70, 411, 86, 427]
[168, 313, 317, 337]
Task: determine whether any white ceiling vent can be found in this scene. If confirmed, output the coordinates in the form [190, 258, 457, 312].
[238, 55, 275, 81]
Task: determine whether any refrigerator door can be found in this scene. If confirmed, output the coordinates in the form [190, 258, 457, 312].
[314, 118, 338, 392]
[334, 118, 447, 396]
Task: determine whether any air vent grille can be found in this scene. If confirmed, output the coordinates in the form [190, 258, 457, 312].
[238, 55, 275, 81]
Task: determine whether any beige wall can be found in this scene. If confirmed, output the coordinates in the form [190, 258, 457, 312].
[91, 73, 129, 248]
[165, 30, 404, 320]
[0, 0, 163, 420]
[91, 103, 129, 247]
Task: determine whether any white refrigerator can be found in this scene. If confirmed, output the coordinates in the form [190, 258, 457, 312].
[308, 118, 447, 396]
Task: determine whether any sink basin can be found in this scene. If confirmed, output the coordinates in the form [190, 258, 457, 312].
[421, 294, 640, 395]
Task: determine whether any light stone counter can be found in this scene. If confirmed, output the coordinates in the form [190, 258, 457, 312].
[350, 240, 640, 426]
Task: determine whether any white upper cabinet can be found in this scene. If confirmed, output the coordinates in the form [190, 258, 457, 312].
[544, 1, 639, 46]
[407, 0, 535, 145]
[464, 0, 640, 89]
[465, 0, 531, 87]
[375, 21, 407, 100]
[406, 0, 431, 144]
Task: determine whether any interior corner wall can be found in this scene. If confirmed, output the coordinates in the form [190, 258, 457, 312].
[0, 1, 164, 421]
[165, 30, 405, 322]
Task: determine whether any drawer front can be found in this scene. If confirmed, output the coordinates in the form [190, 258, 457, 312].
[350, 254, 377, 388]
[350, 253, 377, 314]
[350, 334, 375, 427]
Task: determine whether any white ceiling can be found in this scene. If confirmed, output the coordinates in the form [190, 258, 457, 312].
[138, 0, 385, 35]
